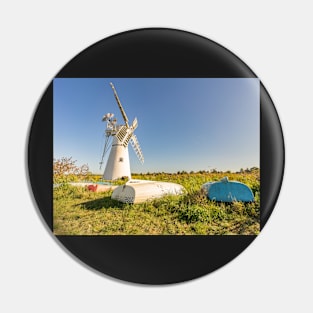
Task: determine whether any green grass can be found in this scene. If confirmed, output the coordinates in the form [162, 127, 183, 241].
[53, 171, 260, 235]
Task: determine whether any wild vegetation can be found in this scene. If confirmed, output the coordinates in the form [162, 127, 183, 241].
[53, 157, 92, 184]
[53, 158, 260, 235]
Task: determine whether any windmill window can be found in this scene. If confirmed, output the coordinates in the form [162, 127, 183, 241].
[119, 157, 124, 162]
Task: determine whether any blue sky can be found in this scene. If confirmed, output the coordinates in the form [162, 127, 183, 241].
[53, 78, 259, 174]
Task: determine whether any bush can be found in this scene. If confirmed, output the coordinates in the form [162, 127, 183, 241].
[53, 157, 91, 184]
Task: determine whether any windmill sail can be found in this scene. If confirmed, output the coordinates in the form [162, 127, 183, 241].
[110, 82, 129, 127]
[130, 134, 144, 164]
[116, 125, 134, 147]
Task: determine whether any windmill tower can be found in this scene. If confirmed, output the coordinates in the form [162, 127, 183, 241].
[100, 83, 144, 180]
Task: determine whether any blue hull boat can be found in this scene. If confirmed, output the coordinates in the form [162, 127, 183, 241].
[202, 177, 254, 202]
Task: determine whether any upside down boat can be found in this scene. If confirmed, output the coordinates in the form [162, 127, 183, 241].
[111, 179, 185, 204]
[202, 177, 254, 202]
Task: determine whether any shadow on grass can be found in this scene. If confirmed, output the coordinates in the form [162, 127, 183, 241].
[78, 196, 125, 210]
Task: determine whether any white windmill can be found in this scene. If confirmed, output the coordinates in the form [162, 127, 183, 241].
[100, 83, 144, 180]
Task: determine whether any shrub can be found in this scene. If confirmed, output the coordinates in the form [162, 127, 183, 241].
[53, 157, 91, 184]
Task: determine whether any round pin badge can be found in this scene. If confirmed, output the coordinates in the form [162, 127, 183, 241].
[28, 28, 284, 284]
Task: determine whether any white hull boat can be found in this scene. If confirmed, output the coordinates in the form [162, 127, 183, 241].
[111, 179, 185, 204]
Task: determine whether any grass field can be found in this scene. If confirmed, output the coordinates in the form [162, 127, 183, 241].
[53, 169, 260, 235]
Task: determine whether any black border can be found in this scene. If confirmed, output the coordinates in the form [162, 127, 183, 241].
[27, 28, 284, 284]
